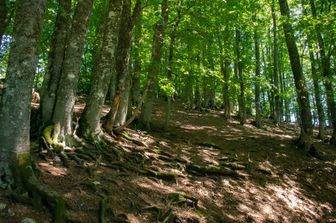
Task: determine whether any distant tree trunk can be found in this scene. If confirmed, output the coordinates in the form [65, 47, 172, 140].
[131, 9, 143, 107]
[77, 0, 123, 138]
[309, 0, 336, 144]
[272, 0, 280, 125]
[164, 2, 181, 128]
[235, 28, 246, 124]
[103, 0, 141, 132]
[278, 0, 313, 151]
[0, 0, 6, 45]
[51, 0, 93, 142]
[254, 15, 262, 127]
[139, 0, 168, 129]
[0, 0, 46, 196]
[308, 40, 326, 139]
[40, 0, 72, 126]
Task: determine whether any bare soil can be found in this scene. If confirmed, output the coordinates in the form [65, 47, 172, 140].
[1, 99, 336, 223]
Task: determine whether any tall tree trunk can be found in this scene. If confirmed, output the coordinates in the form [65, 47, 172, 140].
[131, 9, 143, 107]
[51, 0, 93, 142]
[0, 0, 46, 177]
[103, 0, 141, 131]
[0, 0, 6, 45]
[307, 39, 326, 139]
[235, 28, 246, 125]
[309, 0, 336, 144]
[218, 29, 231, 119]
[164, 2, 181, 128]
[139, 0, 169, 129]
[278, 0, 313, 151]
[254, 15, 262, 127]
[40, 0, 72, 126]
[272, 0, 280, 125]
[77, 0, 123, 138]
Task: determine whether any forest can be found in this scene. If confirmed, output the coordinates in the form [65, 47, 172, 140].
[0, 0, 335, 222]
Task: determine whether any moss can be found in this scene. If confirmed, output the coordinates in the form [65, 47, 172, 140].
[42, 125, 54, 145]
[17, 153, 65, 223]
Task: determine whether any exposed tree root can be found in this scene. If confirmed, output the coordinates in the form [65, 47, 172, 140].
[139, 167, 178, 182]
[18, 154, 65, 223]
[186, 164, 241, 178]
[167, 192, 198, 208]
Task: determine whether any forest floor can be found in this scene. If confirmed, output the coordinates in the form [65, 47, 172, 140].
[1, 99, 336, 223]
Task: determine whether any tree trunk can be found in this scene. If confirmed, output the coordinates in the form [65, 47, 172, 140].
[131, 9, 143, 107]
[272, 0, 280, 125]
[51, 0, 93, 143]
[309, 0, 336, 144]
[278, 0, 313, 150]
[40, 0, 72, 126]
[77, 0, 123, 138]
[235, 28, 246, 125]
[0, 0, 6, 45]
[0, 0, 46, 176]
[308, 40, 326, 139]
[103, 0, 141, 132]
[0, 2, 65, 222]
[139, 0, 169, 129]
[254, 14, 261, 127]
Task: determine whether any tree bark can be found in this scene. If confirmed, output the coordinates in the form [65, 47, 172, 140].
[278, 0, 313, 150]
[309, 0, 336, 144]
[254, 14, 261, 127]
[77, 0, 123, 138]
[103, 0, 142, 131]
[0, 0, 6, 45]
[139, 0, 169, 129]
[272, 0, 280, 125]
[0, 0, 46, 173]
[235, 28, 246, 125]
[40, 0, 72, 126]
[131, 9, 143, 107]
[51, 0, 93, 142]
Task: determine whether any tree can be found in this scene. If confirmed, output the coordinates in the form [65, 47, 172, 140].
[271, 0, 280, 125]
[308, 0, 336, 144]
[278, 0, 313, 151]
[139, 0, 169, 129]
[40, 0, 72, 126]
[103, 0, 142, 132]
[0, 1, 65, 222]
[0, 0, 14, 46]
[49, 0, 93, 144]
[254, 10, 262, 127]
[77, 0, 123, 139]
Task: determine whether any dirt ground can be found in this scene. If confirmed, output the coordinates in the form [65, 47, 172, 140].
[1, 99, 336, 223]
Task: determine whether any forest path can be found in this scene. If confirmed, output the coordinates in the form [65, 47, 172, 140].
[1, 100, 336, 223]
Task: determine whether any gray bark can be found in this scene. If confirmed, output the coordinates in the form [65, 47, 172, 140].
[78, 0, 123, 137]
[52, 0, 93, 141]
[103, 0, 142, 131]
[0, 0, 46, 171]
[40, 0, 72, 125]
[278, 0, 313, 150]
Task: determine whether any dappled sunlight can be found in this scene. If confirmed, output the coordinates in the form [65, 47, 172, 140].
[180, 124, 217, 132]
[38, 162, 68, 177]
[220, 175, 333, 223]
[197, 149, 220, 165]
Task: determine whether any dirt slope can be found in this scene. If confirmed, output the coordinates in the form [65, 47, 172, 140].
[0, 100, 335, 223]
